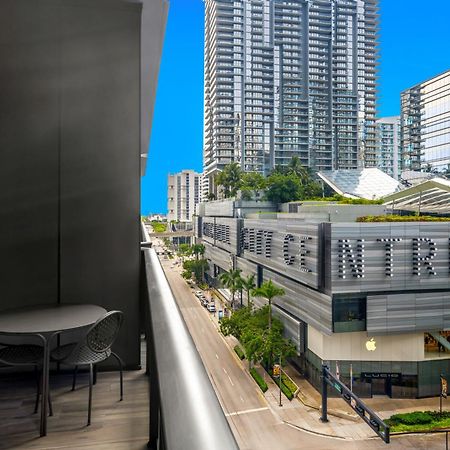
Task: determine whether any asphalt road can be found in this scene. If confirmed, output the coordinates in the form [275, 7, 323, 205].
[159, 254, 443, 450]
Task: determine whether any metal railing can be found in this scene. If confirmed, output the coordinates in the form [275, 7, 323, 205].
[141, 226, 239, 450]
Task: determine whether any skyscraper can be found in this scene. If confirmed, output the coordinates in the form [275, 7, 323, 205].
[375, 116, 401, 179]
[203, 0, 378, 192]
[401, 69, 450, 173]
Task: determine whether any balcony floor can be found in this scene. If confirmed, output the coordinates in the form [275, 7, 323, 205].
[0, 360, 148, 450]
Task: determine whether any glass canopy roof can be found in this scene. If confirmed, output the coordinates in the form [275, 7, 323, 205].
[383, 177, 450, 214]
[318, 168, 401, 200]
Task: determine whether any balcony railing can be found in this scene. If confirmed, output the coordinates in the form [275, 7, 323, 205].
[141, 225, 238, 450]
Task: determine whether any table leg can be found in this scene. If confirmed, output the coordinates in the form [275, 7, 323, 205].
[39, 334, 50, 437]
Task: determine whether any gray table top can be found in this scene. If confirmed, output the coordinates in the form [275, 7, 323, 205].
[0, 304, 107, 334]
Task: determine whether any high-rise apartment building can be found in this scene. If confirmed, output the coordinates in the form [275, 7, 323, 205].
[401, 69, 450, 173]
[375, 116, 401, 179]
[167, 170, 202, 222]
[203, 0, 378, 191]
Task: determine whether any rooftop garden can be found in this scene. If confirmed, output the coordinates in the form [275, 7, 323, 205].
[306, 195, 383, 205]
[150, 221, 167, 233]
[357, 215, 450, 222]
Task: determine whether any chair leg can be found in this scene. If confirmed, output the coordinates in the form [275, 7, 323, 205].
[93, 364, 98, 385]
[72, 365, 78, 391]
[34, 366, 40, 414]
[87, 364, 93, 426]
[48, 386, 53, 417]
[111, 352, 124, 401]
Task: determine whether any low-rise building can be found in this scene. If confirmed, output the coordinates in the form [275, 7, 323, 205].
[167, 169, 202, 223]
[195, 199, 450, 398]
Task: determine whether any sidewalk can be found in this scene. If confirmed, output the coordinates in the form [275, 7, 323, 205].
[206, 287, 450, 441]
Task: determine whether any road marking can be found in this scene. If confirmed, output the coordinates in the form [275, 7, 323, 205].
[226, 407, 269, 417]
[227, 375, 234, 386]
[223, 368, 228, 374]
[215, 354, 219, 359]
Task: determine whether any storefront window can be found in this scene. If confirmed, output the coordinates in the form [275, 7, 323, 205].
[332, 297, 366, 332]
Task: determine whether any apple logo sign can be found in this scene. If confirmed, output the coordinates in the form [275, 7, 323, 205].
[366, 338, 377, 351]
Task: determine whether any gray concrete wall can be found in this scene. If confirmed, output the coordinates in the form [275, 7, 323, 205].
[0, 0, 165, 368]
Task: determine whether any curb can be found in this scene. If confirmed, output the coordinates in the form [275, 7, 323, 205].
[296, 393, 360, 423]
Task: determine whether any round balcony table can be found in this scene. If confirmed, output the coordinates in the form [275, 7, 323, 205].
[0, 304, 107, 436]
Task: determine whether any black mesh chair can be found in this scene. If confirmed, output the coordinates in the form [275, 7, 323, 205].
[0, 343, 53, 415]
[51, 310, 124, 425]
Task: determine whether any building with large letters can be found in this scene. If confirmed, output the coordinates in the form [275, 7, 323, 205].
[195, 200, 450, 398]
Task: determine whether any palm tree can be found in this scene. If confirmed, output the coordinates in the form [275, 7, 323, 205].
[240, 274, 256, 310]
[219, 269, 243, 309]
[191, 244, 205, 261]
[216, 162, 242, 198]
[251, 280, 285, 330]
[287, 156, 308, 181]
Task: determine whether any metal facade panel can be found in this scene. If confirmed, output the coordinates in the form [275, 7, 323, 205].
[263, 269, 333, 335]
[242, 219, 320, 289]
[272, 307, 302, 353]
[202, 217, 240, 255]
[330, 223, 450, 294]
[236, 256, 258, 278]
[368, 292, 450, 334]
[204, 243, 232, 272]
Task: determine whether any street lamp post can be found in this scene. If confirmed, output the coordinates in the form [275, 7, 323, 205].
[279, 354, 282, 407]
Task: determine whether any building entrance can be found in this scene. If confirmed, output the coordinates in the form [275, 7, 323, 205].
[362, 372, 399, 398]
[371, 378, 391, 397]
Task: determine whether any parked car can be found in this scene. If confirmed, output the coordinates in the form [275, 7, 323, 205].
[207, 303, 216, 313]
[202, 298, 209, 307]
[195, 290, 203, 297]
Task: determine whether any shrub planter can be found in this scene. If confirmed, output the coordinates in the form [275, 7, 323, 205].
[250, 368, 268, 393]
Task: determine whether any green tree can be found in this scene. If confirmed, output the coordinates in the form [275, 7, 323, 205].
[221, 305, 296, 369]
[241, 274, 256, 310]
[177, 243, 191, 264]
[240, 172, 267, 200]
[216, 162, 242, 198]
[265, 172, 302, 204]
[219, 306, 252, 340]
[260, 325, 297, 367]
[183, 259, 209, 283]
[252, 280, 285, 330]
[219, 268, 243, 309]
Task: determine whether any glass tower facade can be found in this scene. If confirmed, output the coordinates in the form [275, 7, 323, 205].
[203, 0, 378, 190]
[401, 70, 450, 173]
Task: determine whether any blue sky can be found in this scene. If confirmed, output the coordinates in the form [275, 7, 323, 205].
[141, 0, 450, 215]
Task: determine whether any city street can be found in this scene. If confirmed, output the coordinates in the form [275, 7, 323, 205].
[158, 254, 444, 450]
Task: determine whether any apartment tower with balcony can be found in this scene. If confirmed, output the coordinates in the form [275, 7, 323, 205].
[203, 0, 378, 194]
[167, 170, 202, 222]
[375, 116, 401, 179]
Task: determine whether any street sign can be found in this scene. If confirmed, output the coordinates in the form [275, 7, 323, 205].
[273, 364, 280, 377]
[442, 375, 448, 399]
[321, 365, 390, 444]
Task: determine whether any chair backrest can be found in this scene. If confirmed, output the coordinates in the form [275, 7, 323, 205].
[86, 310, 124, 353]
